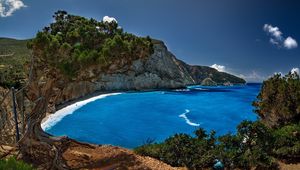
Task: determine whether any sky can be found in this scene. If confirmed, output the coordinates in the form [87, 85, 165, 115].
[0, 0, 300, 82]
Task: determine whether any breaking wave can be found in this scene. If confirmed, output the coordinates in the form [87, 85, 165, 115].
[179, 109, 200, 127]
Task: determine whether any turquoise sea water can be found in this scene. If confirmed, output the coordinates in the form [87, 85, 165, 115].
[46, 83, 261, 148]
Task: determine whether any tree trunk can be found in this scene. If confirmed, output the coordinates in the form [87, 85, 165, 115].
[18, 78, 69, 169]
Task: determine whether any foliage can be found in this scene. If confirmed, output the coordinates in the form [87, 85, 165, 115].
[220, 121, 276, 169]
[135, 122, 278, 169]
[135, 129, 217, 169]
[272, 123, 300, 159]
[0, 157, 34, 170]
[253, 72, 300, 127]
[28, 10, 153, 77]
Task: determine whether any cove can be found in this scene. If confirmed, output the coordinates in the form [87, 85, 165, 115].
[43, 83, 260, 149]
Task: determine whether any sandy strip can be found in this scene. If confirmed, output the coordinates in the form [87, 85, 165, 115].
[41, 93, 122, 131]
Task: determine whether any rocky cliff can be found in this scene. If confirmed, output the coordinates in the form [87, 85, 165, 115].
[50, 40, 245, 107]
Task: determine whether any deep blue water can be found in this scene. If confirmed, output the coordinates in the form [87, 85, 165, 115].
[46, 83, 261, 148]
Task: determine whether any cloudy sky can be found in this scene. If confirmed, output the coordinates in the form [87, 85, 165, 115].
[0, 0, 299, 82]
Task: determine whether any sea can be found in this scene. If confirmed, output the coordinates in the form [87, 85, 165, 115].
[43, 83, 261, 149]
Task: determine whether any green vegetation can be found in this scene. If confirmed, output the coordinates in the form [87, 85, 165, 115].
[135, 121, 279, 169]
[135, 72, 300, 169]
[0, 38, 30, 88]
[0, 157, 34, 170]
[28, 10, 153, 77]
[253, 72, 300, 127]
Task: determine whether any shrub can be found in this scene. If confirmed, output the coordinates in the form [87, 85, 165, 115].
[272, 123, 300, 159]
[0, 157, 34, 170]
[253, 72, 300, 127]
[135, 129, 217, 169]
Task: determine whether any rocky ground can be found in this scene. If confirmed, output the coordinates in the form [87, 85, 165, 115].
[62, 140, 186, 170]
[0, 139, 186, 170]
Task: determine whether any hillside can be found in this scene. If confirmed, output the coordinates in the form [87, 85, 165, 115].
[0, 38, 30, 87]
[173, 53, 246, 85]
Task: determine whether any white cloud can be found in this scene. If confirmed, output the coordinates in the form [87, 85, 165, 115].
[263, 24, 297, 50]
[284, 37, 298, 49]
[263, 24, 282, 39]
[0, 0, 26, 17]
[103, 16, 117, 23]
[210, 64, 226, 72]
[291, 68, 299, 75]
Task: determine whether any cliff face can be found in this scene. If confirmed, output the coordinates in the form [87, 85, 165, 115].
[95, 40, 195, 91]
[53, 40, 244, 106]
[52, 40, 193, 106]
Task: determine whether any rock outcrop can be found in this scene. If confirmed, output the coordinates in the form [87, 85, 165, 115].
[96, 41, 194, 90]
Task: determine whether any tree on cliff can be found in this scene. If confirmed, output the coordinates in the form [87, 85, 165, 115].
[27, 10, 153, 77]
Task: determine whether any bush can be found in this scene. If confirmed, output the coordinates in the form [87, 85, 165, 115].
[272, 123, 300, 159]
[135, 123, 278, 169]
[0, 157, 34, 170]
[253, 72, 300, 127]
[135, 129, 217, 169]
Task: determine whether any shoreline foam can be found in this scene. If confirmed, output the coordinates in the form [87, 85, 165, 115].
[41, 93, 122, 131]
